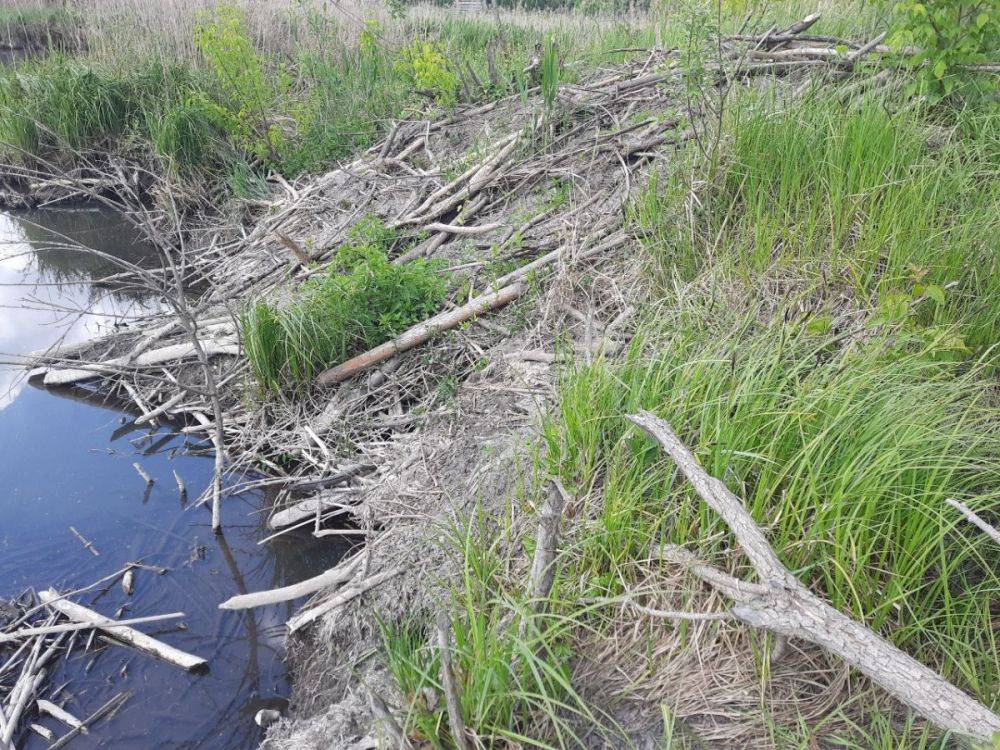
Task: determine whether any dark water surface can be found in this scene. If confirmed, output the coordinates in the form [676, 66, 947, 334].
[0, 208, 346, 749]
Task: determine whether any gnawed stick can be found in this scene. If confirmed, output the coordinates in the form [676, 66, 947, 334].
[132, 463, 153, 486]
[39, 590, 206, 673]
[529, 480, 568, 608]
[219, 553, 363, 610]
[315, 283, 525, 386]
[35, 701, 85, 733]
[436, 612, 471, 750]
[134, 392, 184, 426]
[47, 691, 131, 750]
[172, 470, 187, 500]
[0, 612, 183, 644]
[267, 489, 360, 529]
[287, 567, 405, 633]
[627, 411, 1000, 743]
[946, 498, 1000, 547]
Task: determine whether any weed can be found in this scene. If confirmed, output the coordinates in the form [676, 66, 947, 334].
[241, 218, 447, 393]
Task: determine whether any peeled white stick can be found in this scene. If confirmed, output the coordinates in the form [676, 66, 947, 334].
[287, 567, 405, 633]
[0, 612, 182, 644]
[134, 392, 184, 426]
[39, 590, 206, 672]
[133, 463, 153, 486]
[219, 554, 362, 611]
[35, 701, 86, 733]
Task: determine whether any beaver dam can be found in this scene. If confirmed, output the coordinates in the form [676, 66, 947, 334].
[1, 1, 999, 748]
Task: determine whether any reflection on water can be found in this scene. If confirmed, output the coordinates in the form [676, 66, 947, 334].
[0, 207, 163, 409]
[0, 207, 350, 748]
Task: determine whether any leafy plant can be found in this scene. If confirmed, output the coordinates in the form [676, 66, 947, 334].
[890, 0, 998, 97]
[242, 218, 447, 393]
[194, 4, 285, 162]
[395, 40, 459, 109]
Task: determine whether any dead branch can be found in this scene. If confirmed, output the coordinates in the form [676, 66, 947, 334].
[627, 411, 1000, 744]
[436, 611, 470, 750]
[946, 498, 1000, 547]
[315, 283, 525, 386]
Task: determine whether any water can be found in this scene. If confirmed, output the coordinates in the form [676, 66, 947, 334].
[0, 207, 349, 748]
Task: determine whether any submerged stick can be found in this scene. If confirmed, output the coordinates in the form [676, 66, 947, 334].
[46, 691, 131, 750]
[69, 527, 100, 557]
[132, 463, 153, 486]
[35, 701, 85, 733]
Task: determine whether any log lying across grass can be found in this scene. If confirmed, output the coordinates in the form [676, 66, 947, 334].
[627, 411, 1000, 745]
[39, 590, 207, 673]
[316, 282, 525, 386]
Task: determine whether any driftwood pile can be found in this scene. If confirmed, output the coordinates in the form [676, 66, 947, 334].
[0, 566, 205, 749]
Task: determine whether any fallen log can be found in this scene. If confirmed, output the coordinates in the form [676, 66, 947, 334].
[267, 489, 360, 530]
[39, 590, 207, 673]
[627, 411, 1000, 744]
[316, 283, 525, 386]
[219, 553, 363, 610]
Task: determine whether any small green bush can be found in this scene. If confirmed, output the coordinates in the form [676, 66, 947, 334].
[242, 219, 447, 393]
[194, 5, 286, 163]
[890, 0, 998, 97]
[395, 39, 459, 109]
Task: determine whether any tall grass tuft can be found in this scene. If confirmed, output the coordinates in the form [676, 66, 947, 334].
[638, 98, 1000, 351]
[543, 311, 1000, 701]
[380, 511, 617, 747]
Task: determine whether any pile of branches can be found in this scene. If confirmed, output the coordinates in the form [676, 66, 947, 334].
[21, 14, 910, 535]
[0, 590, 131, 749]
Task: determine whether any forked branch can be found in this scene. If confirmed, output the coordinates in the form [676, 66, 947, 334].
[627, 411, 1000, 744]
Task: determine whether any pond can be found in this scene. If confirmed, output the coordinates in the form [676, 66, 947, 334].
[0, 207, 347, 749]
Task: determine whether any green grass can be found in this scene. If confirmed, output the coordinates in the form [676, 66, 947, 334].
[241, 218, 447, 393]
[638, 97, 1000, 352]
[380, 510, 618, 748]
[542, 303, 1000, 703]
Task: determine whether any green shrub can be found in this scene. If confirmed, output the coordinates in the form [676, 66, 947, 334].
[890, 0, 998, 97]
[395, 39, 459, 109]
[242, 219, 447, 393]
[194, 4, 286, 162]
